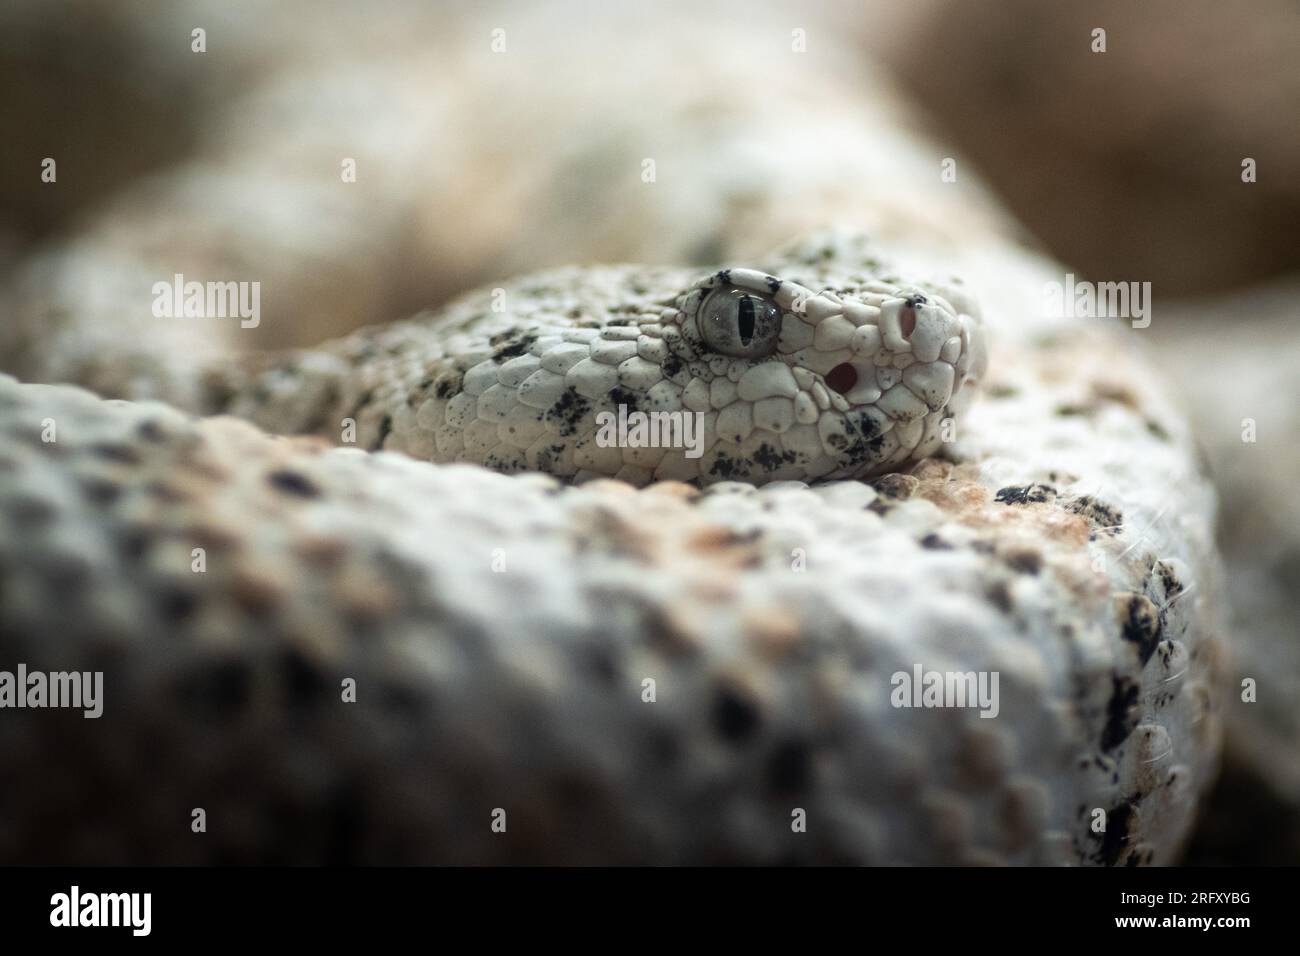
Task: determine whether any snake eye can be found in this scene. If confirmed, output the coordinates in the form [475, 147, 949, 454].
[697, 287, 783, 359]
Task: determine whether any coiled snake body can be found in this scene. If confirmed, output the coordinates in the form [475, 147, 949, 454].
[0, 231, 1223, 865]
[0, 3, 1224, 866]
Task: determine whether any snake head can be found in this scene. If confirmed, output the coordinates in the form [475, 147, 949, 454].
[662, 266, 988, 483]
[397, 258, 986, 487]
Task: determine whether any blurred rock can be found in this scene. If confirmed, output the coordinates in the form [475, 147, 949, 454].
[1148, 281, 1300, 863]
[871, 0, 1300, 294]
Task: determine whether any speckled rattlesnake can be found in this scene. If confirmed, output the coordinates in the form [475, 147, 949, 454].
[0, 2, 1225, 864]
[0, 229, 1224, 864]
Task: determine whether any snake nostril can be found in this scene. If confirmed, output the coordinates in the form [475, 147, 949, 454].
[825, 363, 857, 395]
[900, 293, 926, 338]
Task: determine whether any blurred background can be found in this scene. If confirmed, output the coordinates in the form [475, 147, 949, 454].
[1, 0, 1296, 862]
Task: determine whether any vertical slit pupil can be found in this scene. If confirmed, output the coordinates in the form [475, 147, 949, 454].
[737, 296, 756, 345]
